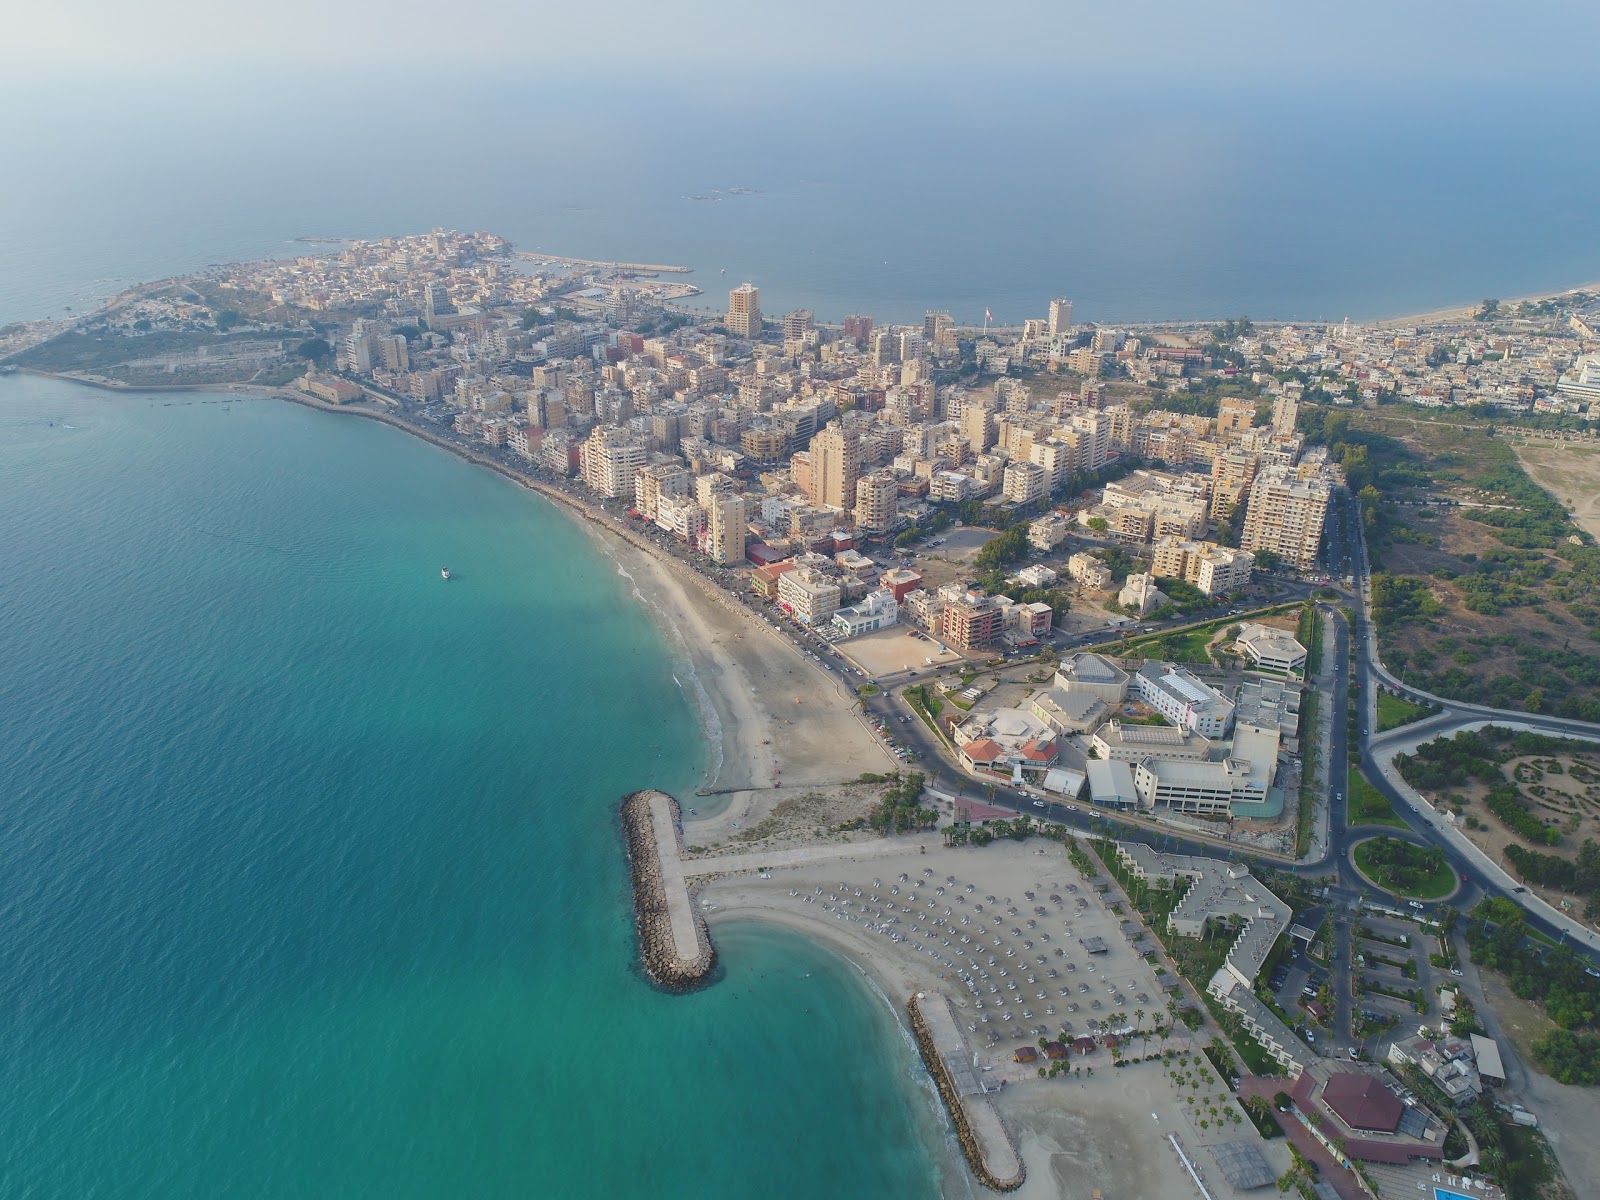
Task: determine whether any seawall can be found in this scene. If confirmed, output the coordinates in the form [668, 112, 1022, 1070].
[906, 992, 1024, 1193]
[620, 789, 716, 991]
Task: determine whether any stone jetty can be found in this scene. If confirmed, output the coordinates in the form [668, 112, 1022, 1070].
[620, 789, 716, 991]
[907, 992, 1024, 1193]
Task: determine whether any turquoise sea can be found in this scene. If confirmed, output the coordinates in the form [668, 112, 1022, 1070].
[0, 373, 949, 1197]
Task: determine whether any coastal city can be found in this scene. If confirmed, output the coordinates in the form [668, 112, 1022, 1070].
[7, 230, 1600, 1200]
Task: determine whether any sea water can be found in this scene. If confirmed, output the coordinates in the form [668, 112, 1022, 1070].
[3, 74, 1600, 327]
[0, 373, 947, 1197]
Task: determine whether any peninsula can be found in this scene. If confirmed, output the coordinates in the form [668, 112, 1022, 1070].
[8, 229, 1600, 1199]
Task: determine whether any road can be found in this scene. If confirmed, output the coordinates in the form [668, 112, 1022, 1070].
[408, 399, 1599, 971]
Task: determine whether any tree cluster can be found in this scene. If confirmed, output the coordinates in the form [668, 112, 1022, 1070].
[1504, 840, 1600, 918]
[1466, 897, 1600, 1030]
[868, 772, 937, 834]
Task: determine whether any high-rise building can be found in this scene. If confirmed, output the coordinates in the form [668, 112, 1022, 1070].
[843, 314, 874, 348]
[1210, 451, 1259, 521]
[579, 425, 647, 499]
[1271, 395, 1300, 434]
[1068, 410, 1110, 472]
[854, 471, 899, 532]
[808, 422, 862, 509]
[727, 283, 762, 338]
[1048, 298, 1074, 337]
[1003, 461, 1048, 506]
[707, 494, 748, 565]
[1240, 467, 1333, 571]
[960, 402, 997, 455]
[633, 461, 689, 521]
[423, 281, 454, 323]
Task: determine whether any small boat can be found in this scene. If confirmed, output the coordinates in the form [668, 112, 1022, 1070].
[440, 567, 451, 580]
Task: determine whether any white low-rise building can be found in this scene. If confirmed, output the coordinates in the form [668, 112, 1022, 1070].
[1134, 663, 1235, 738]
[830, 589, 899, 637]
[1235, 622, 1308, 674]
[1010, 564, 1058, 589]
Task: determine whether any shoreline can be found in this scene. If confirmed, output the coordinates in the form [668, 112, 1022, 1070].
[262, 387, 899, 834]
[7, 367, 887, 826]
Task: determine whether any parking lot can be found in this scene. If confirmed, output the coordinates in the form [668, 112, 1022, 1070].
[1351, 912, 1437, 1048]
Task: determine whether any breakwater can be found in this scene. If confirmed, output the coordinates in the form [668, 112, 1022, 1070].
[620, 789, 716, 991]
[906, 993, 1024, 1193]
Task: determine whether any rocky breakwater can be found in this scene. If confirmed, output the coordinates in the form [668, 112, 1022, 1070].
[907, 992, 1024, 1193]
[620, 789, 716, 991]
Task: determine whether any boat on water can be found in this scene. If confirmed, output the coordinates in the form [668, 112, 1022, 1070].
[441, 567, 451, 580]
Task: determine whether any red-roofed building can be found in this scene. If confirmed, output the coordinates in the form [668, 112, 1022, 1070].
[959, 739, 1006, 772]
[1018, 737, 1058, 766]
[751, 560, 796, 599]
[1288, 1062, 1447, 1168]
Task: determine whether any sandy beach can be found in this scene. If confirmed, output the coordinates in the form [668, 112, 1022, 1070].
[697, 838, 1293, 1199]
[1372, 279, 1600, 328]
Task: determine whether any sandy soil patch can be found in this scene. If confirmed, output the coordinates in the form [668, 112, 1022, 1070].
[1513, 440, 1600, 543]
[841, 626, 966, 678]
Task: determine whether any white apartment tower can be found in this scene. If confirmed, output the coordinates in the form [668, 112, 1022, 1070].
[580, 426, 647, 500]
[727, 283, 762, 338]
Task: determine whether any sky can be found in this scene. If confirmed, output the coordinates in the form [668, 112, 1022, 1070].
[4, 0, 1597, 84]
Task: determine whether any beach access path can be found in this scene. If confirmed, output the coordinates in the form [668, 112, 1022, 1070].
[683, 834, 953, 879]
[647, 792, 703, 963]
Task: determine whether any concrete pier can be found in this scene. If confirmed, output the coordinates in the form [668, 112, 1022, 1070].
[620, 790, 716, 991]
[908, 991, 1024, 1192]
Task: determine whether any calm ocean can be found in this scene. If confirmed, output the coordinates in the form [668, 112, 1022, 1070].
[0, 375, 949, 1197]
[3, 75, 1600, 328]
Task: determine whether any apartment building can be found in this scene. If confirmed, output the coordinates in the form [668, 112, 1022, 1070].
[808, 422, 862, 510]
[1150, 537, 1253, 596]
[853, 471, 899, 532]
[580, 425, 647, 499]
[1240, 466, 1333, 571]
[706, 494, 748, 566]
[726, 283, 762, 338]
[938, 587, 1004, 652]
[1002, 460, 1048, 506]
[1066, 552, 1113, 590]
[777, 565, 842, 625]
